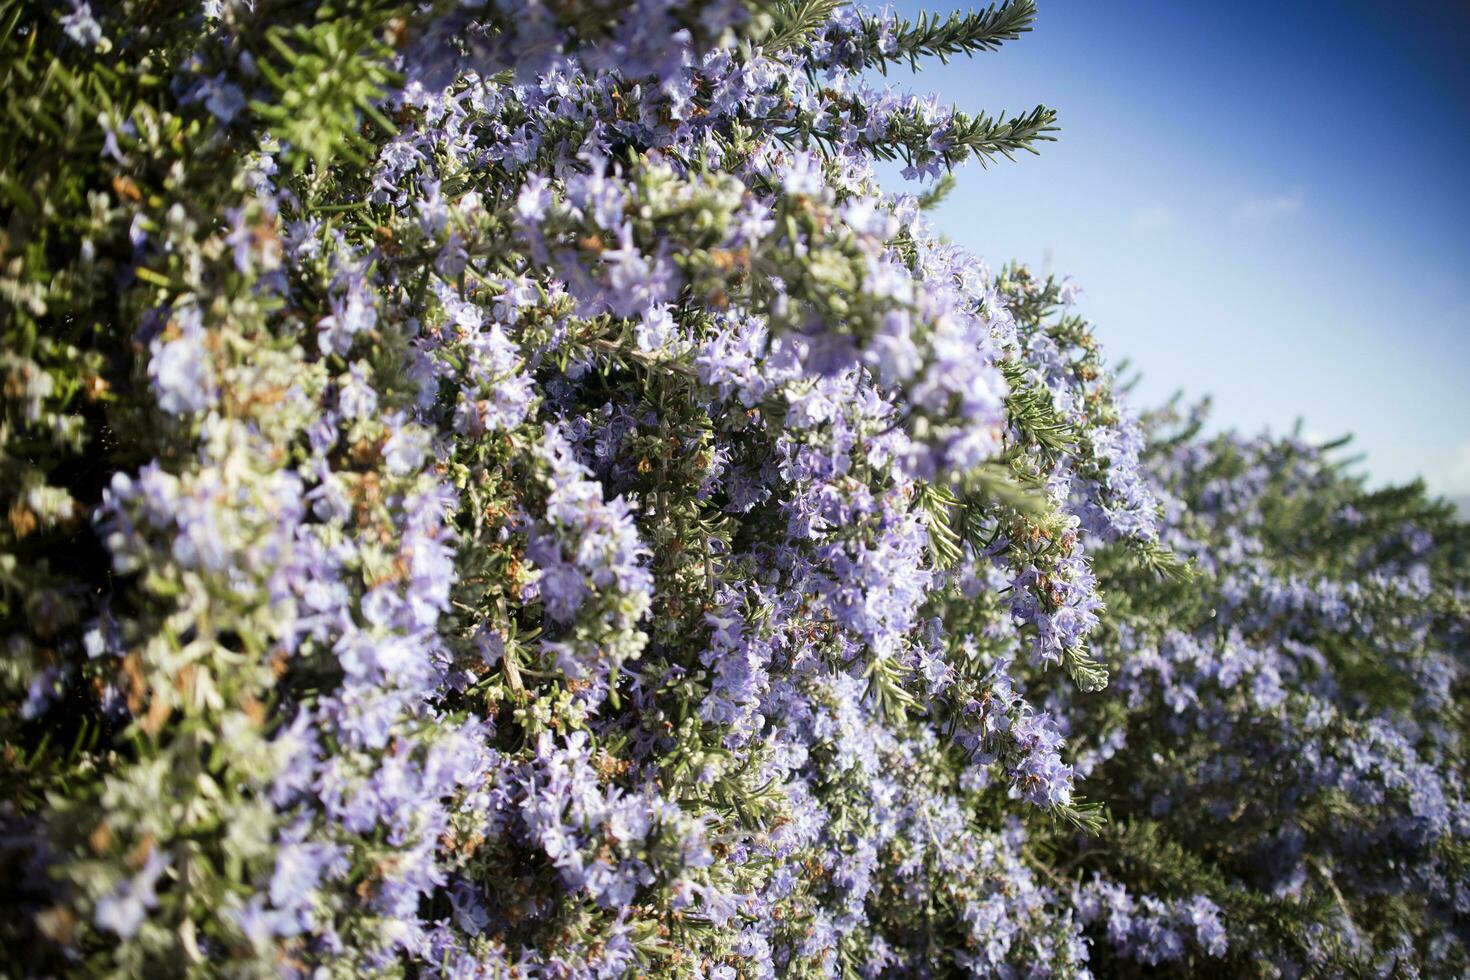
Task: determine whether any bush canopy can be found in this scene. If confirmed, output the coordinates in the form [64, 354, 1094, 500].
[1, 1, 1467, 976]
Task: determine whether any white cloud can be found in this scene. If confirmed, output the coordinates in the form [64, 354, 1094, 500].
[1129, 203, 1176, 233]
[1434, 440, 1470, 497]
[1233, 189, 1305, 224]
[1300, 427, 1331, 446]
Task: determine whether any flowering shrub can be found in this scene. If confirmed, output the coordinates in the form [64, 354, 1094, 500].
[1, 1, 1466, 976]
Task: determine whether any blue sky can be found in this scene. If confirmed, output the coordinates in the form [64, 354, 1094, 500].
[882, 0, 1470, 506]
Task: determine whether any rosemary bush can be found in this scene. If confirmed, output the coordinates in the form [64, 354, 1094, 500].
[1, 0, 1465, 976]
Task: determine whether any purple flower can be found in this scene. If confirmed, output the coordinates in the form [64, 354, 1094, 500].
[60, 1, 102, 46]
[95, 850, 170, 938]
[148, 307, 215, 414]
[318, 272, 378, 356]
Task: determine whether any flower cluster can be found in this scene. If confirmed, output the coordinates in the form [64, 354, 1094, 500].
[0, 1, 1465, 977]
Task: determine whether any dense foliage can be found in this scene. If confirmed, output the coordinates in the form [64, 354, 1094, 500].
[1, 0, 1466, 976]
